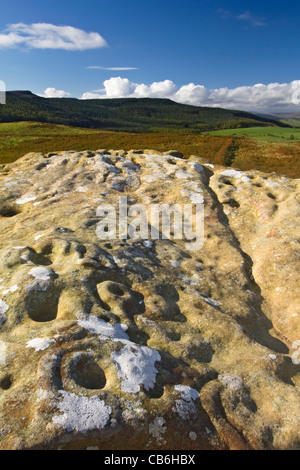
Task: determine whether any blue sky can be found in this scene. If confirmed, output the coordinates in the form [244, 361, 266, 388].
[0, 0, 300, 112]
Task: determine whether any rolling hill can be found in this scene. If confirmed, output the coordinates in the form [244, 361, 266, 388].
[0, 91, 289, 133]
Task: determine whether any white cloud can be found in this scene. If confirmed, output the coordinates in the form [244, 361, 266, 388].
[102, 77, 177, 99]
[81, 91, 104, 100]
[217, 9, 266, 27]
[0, 23, 107, 50]
[80, 78, 300, 113]
[237, 12, 266, 27]
[40, 87, 71, 98]
[0, 32, 25, 48]
[87, 66, 139, 71]
[174, 83, 210, 104]
[102, 77, 137, 98]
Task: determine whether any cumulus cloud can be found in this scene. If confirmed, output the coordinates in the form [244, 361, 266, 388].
[40, 87, 71, 98]
[103, 77, 137, 98]
[80, 78, 300, 113]
[81, 79, 177, 100]
[0, 23, 107, 50]
[81, 91, 106, 100]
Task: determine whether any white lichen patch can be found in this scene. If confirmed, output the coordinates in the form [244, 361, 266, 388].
[111, 344, 161, 393]
[241, 176, 251, 183]
[26, 337, 56, 352]
[175, 170, 191, 179]
[0, 300, 9, 326]
[219, 374, 243, 390]
[186, 181, 204, 193]
[0, 340, 7, 365]
[149, 417, 167, 445]
[181, 186, 204, 204]
[188, 192, 204, 204]
[28, 267, 54, 281]
[220, 169, 243, 178]
[78, 315, 129, 343]
[16, 194, 37, 204]
[172, 385, 200, 420]
[1, 285, 18, 296]
[52, 391, 112, 433]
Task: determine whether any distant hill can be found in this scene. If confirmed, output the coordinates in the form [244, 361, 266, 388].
[258, 112, 300, 128]
[259, 112, 300, 120]
[0, 90, 290, 133]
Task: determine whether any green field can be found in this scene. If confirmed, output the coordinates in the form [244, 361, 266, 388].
[1, 121, 300, 179]
[0, 121, 226, 164]
[280, 119, 300, 128]
[207, 126, 300, 141]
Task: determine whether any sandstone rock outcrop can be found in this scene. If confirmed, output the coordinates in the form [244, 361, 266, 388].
[0, 149, 299, 450]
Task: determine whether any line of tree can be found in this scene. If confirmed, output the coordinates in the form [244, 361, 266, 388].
[0, 91, 290, 133]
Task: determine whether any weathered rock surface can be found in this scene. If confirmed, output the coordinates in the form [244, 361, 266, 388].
[0, 149, 299, 450]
